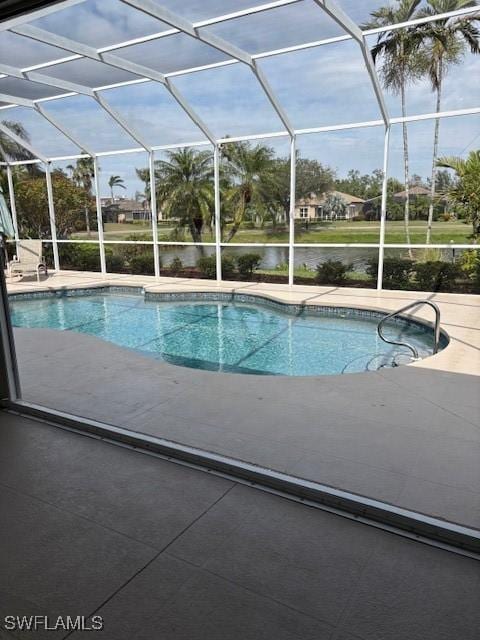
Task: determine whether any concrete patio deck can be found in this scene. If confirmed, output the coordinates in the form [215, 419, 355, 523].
[5, 271, 480, 531]
[2, 411, 479, 640]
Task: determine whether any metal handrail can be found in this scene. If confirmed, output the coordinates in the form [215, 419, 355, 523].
[377, 300, 441, 360]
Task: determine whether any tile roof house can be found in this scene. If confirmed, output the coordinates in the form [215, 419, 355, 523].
[101, 198, 151, 223]
[294, 191, 365, 221]
[392, 185, 431, 201]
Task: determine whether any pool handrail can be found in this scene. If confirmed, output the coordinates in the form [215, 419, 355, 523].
[377, 300, 441, 360]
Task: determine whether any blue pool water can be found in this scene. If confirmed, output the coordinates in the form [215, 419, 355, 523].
[9, 293, 440, 376]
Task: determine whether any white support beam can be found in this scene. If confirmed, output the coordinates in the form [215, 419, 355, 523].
[0, 0, 88, 32]
[377, 126, 390, 291]
[165, 79, 215, 144]
[252, 64, 294, 135]
[359, 46, 389, 126]
[93, 92, 151, 151]
[12, 24, 166, 84]
[0, 121, 47, 162]
[45, 162, 60, 271]
[288, 136, 296, 286]
[12, 24, 102, 60]
[27, 71, 95, 97]
[0, 84, 94, 156]
[93, 157, 107, 275]
[5, 4, 479, 91]
[11, 24, 219, 146]
[0, 62, 25, 79]
[34, 104, 95, 156]
[0, 92, 34, 108]
[101, 52, 167, 84]
[313, 0, 389, 126]
[6, 164, 20, 253]
[214, 145, 222, 281]
[148, 151, 160, 277]
[120, 0, 295, 135]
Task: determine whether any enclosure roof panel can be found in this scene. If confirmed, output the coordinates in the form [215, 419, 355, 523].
[199, 1, 344, 55]
[0, 0, 477, 159]
[28, 0, 174, 48]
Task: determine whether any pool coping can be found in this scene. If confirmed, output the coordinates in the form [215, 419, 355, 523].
[5, 271, 480, 376]
[7, 283, 449, 349]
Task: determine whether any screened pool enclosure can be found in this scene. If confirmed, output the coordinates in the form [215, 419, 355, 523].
[1, 0, 479, 290]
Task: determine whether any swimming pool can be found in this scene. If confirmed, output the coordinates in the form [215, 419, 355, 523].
[9, 290, 444, 376]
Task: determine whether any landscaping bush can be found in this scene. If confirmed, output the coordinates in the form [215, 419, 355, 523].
[105, 249, 125, 273]
[197, 255, 216, 279]
[59, 244, 101, 271]
[458, 249, 480, 292]
[237, 253, 262, 279]
[414, 261, 459, 292]
[367, 257, 414, 289]
[169, 256, 183, 275]
[197, 255, 236, 279]
[128, 251, 156, 275]
[315, 259, 351, 285]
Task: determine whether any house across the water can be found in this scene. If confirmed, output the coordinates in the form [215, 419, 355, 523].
[101, 198, 151, 223]
[294, 191, 365, 221]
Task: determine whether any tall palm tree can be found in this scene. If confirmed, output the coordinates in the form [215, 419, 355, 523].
[417, 1, 480, 243]
[135, 167, 151, 221]
[364, 1, 424, 250]
[0, 120, 33, 162]
[67, 157, 95, 237]
[108, 174, 126, 202]
[221, 142, 278, 242]
[155, 147, 213, 246]
[437, 150, 480, 236]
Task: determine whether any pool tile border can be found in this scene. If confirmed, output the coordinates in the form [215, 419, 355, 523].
[8, 284, 448, 347]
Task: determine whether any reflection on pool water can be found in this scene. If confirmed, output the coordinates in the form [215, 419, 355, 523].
[9, 293, 442, 376]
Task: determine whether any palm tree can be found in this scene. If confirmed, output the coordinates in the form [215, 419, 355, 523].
[0, 120, 33, 162]
[108, 174, 126, 202]
[67, 157, 95, 237]
[221, 142, 278, 242]
[417, 1, 480, 243]
[155, 147, 213, 246]
[437, 150, 480, 236]
[135, 167, 151, 221]
[323, 193, 348, 220]
[364, 1, 424, 250]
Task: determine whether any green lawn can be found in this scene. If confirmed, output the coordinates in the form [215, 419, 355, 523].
[71, 220, 473, 244]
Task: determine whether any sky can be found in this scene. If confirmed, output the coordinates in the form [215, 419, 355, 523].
[0, 0, 479, 197]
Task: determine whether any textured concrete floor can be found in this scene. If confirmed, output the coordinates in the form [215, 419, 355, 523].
[0, 411, 479, 640]
[14, 325, 480, 531]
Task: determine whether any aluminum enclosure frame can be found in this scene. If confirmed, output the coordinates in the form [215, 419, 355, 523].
[0, 0, 478, 289]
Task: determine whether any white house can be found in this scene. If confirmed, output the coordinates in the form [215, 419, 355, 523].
[294, 191, 365, 221]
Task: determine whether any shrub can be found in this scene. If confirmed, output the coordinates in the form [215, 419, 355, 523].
[105, 249, 125, 273]
[220, 255, 236, 279]
[59, 244, 101, 271]
[414, 261, 459, 292]
[197, 255, 216, 279]
[463, 252, 480, 293]
[458, 250, 480, 281]
[315, 259, 350, 285]
[367, 257, 414, 289]
[197, 255, 236, 279]
[128, 251, 156, 275]
[169, 256, 183, 275]
[237, 253, 262, 279]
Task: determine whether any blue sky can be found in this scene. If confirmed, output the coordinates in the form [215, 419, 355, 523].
[0, 0, 479, 197]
